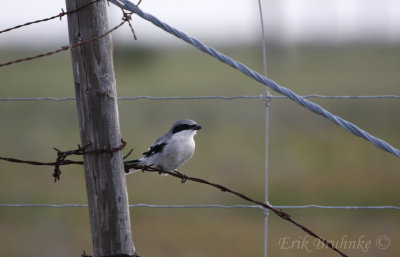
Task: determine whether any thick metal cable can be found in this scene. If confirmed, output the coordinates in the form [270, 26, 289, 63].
[111, 0, 400, 158]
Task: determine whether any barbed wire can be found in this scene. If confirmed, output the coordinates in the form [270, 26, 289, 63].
[0, 95, 399, 102]
[0, 0, 139, 68]
[0, 20, 126, 68]
[0, 146, 347, 257]
[0, 139, 129, 182]
[0, 0, 101, 35]
[124, 165, 348, 257]
[113, 0, 141, 40]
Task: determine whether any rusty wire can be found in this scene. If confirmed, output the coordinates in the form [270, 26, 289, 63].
[0, 0, 137, 68]
[0, 20, 126, 68]
[1, 146, 348, 257]
[53, 139, 129, 181]
[113, 0, 142, 40]
[0, 139, 129, 182]
[0, 0, 101, 35]
[125, 166, 349, 257]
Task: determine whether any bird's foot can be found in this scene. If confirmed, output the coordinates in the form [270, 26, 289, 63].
[174, 170, 189, 183]
[158, 167, 166, 175]
[181, 175, 188, 183]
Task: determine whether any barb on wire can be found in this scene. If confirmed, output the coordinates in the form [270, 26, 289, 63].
[52, 139, 129, 181]
[0, 19, 127, 68]
[0, 139, 130, 182]
[0, 0, 101, 34]
[52, 144, 88, 181]
[123, 163, 348, 257]
[113, 0, 142, 40]
[0, 0, 134, 68]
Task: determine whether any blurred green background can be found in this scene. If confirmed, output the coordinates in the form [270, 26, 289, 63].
[0, 44, 399, 257]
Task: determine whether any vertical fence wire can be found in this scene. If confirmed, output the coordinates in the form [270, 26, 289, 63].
[256, 1, 271, 256]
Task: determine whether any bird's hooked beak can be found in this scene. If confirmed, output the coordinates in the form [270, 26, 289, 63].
[193, 124, 202, 130]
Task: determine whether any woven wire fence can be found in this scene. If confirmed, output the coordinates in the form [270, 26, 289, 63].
[1, 0, 400, 256]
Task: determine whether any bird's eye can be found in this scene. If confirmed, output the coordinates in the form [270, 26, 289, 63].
[172, 124, 192, 134]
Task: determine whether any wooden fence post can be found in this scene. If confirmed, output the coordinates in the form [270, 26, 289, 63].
[65, 0, 136, 256]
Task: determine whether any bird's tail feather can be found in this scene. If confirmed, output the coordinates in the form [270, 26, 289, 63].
[124, 159, 143, 175]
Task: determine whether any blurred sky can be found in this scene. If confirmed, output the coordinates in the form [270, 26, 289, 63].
[1, 0, 400, 48]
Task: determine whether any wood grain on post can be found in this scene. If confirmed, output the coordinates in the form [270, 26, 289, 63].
[65, 0, 136, 256]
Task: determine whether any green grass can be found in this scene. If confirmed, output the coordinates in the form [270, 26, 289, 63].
[0, 45, 399, 257]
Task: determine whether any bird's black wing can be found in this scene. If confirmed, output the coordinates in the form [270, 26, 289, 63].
[143, 142, 167, 157]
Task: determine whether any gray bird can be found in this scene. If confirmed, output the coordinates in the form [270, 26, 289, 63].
[124, 119, 201, 180]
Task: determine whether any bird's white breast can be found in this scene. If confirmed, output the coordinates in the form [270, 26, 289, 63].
[158, 130, 196, 171]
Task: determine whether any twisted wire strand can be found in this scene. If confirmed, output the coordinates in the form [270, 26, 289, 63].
[111, 0, 400, 158]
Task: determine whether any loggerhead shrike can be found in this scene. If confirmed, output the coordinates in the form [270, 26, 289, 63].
[124, 119, 201, 181]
